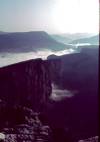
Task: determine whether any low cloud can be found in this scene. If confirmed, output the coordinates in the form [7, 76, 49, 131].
[0, 48, 76, 67]
[50, 83, 75, 101]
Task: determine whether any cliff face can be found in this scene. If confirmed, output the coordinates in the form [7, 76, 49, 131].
[47, 51, 98, 93]
[45, 51, 98, 141]
[46, 59, 62, 87]
[0, 59, 51, 111]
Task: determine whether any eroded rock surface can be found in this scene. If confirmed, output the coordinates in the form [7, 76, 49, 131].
[0, 59, 51, 111]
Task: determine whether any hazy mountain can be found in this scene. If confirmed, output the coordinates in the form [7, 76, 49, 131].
[0, 31, 67, 53]
[51, 33, 95, 44]
[70, 35, 99, 45]
[60, 33, 95, 40]
[0, 31, 8, 35]
[51, 35, 71, 44]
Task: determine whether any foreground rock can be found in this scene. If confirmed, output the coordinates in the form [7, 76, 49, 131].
[0, 107, 52, 142]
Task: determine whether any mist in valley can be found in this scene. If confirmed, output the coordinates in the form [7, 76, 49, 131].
[0, 47, 76, 67]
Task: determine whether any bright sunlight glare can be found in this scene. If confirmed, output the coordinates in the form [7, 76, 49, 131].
[52, 0, 99, 33]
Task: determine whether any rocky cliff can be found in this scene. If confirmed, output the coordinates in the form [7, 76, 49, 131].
[0, 59, 52, 111]
[47, 50, 98, 93]
[0, 52, 98, 142]
[45, 51, 98, 141]
[0, 59, 53, 142]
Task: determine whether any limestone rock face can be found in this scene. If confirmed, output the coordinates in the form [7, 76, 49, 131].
[0, 59, 51, 111]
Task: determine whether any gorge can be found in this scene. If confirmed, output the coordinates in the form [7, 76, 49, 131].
[0, 49, 98, 142]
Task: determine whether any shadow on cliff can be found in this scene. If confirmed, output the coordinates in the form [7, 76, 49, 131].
[40, 47, 98, 142]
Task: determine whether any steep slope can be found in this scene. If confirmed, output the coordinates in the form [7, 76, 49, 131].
[47, 48, 98, 92]
[43, 49, 98, 141]
[0, 31, 67, 52]
[0, 58, 52, 111]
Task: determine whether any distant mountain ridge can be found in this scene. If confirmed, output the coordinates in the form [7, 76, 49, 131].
[70, 35, 99, 45]
[0, 31, 67, 52]
[0, 31, 8, 34]
[60, 33, 95, 39]
[51, 35, 71, 44]
[51, 33, 95, 44]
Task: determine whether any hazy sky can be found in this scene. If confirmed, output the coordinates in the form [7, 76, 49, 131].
[0, 0, 99, 34]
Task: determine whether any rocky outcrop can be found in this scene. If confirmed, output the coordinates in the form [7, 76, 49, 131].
[0, 59, 51, 111]
[0, 58, 53, 142]
[0, 107, 52, 142]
